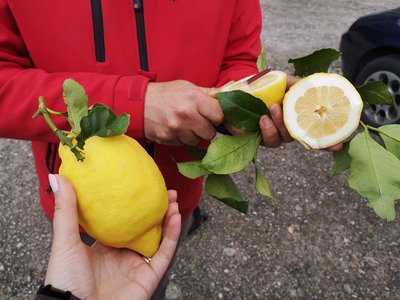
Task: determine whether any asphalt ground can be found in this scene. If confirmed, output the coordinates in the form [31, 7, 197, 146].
[1, 1, 400, 299]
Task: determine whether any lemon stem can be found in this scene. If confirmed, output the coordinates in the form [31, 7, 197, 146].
[360, 121, 380, 132]
[33, 96, 85, 161]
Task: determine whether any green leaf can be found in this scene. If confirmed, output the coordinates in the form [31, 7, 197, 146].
[76, 104, 130, 148]
[63, 79, 89, 134]
[186, 146, 207, 160]
[348, 130, 400, 221]
[356, 81, 394, 106]
[378, 124, 400, 159]
[201, 132, 261, 174]
[216, 90, 269, 132]
[177, 160, 211, 179]
[254, 163, 272, 198]
[288, 48, 341, 77]
[332, 142, 351, 176]
[205, 174, 248, 213]
[257, 43, 268, 72]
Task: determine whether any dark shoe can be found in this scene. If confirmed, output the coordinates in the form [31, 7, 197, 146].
[188, 206, 209, 235]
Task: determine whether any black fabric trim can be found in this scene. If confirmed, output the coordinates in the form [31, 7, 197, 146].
[90, 0, 106, 62]
[35, 284, 81, 300]
[134, 0, 149, 71]
[45, 143, 59, 194]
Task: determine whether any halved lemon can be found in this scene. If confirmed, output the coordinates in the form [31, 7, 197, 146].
[222, 70, 287, 107]
[283, 73, 363, 149]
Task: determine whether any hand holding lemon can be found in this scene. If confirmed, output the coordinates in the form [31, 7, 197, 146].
[34, 79, 170, 257]
[220, 69, 360, 150]
[44, 174, 180, 300]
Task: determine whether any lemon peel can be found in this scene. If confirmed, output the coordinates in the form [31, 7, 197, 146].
[59, 134, 168, 257]
[222, 70, 287, 107]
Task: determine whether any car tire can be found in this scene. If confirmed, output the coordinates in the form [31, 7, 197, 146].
[354, 54, 400, 127]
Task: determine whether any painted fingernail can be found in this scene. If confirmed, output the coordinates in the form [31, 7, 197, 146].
[48, 174, 59, 193]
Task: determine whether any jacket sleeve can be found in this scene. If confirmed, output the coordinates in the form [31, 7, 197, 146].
[216, 0, 262, 86]
[0, 1, 147, 143]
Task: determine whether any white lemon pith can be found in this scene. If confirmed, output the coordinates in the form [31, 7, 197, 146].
[283, 73, 363, 149]
[59, 134, 168, 257]
[222, 70, 287, 107]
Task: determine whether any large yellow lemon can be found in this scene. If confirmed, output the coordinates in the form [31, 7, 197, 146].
[59, 134, 168, 257]
[283, 73, 363, 149]
[222, 70, 287, 107]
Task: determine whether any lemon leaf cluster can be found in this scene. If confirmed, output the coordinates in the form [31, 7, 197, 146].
[333, 124, 400, 221]
[33, 79, 130, 161]
[178, 48, 400, 221]
[177, 92, 272, 214]
[291, 48, 399, 220]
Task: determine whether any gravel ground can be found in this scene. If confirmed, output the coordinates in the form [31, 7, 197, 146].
[1, 1, 400, 299]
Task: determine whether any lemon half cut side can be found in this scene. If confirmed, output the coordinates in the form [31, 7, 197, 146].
[283, 73, 363, 149]
[222, 70, 287, 107]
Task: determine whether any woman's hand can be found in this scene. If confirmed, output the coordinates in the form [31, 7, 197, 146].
[44, 174, 181, 300]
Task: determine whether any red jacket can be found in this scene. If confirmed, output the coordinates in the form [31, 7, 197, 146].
[0, 0, 261, 221]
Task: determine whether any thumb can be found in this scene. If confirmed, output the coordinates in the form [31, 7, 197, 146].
[49, 174, 81, 247]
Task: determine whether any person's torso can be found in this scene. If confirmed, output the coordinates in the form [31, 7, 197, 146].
[7, 0, 237, 86]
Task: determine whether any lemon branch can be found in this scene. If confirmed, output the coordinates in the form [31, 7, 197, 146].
[33, 96, 84, 161]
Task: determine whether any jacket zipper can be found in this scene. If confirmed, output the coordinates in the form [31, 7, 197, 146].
[134, 0, 154, 156]
[134, 0, 149, 71]
[91, 0, 106, 62]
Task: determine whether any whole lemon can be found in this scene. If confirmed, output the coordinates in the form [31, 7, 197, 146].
[59, 134, 168, 257]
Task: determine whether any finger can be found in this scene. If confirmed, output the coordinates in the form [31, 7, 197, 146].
[223, 121, 245, 136]
[269, 104, 293, 143]
[259, 115, 281, 148]
[324, 143, 343, 151]
[163, 191, 179, 224]
[49, 174, 81, 247]
[192, 117, 218, 141]
[167, 190, 178, 204]
[197, 96, 224, 126]
[150, 211, 181, 279]
[178, 130, 201, 146]
[286, 75, 300, 91]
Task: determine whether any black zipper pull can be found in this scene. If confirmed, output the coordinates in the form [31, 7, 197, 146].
[134, 0, 142, 11]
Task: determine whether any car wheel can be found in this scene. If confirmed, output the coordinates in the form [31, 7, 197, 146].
[354, 54, 400, 127]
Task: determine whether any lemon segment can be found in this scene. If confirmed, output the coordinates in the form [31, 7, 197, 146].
[222, 70, 287, 107]
[283, 73, 363, 149]
[59, 134, 168, 257]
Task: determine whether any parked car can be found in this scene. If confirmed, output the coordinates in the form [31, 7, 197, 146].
[340, 7, 400, 126]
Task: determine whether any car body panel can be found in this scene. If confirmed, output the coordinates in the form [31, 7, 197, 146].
[340, 7, 400, 82]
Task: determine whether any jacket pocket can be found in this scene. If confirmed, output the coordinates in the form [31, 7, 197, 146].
[90, 0, 105, 62]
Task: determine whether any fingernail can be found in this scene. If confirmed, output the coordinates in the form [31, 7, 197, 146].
[261, 115, 272, 128]
[48, 174, 59, 193]
[269, 104, 278, 112]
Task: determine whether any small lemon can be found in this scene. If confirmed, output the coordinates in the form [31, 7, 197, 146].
[283, 73, 363, 149]
[59, 134, 168, 257]
[222, 70, 287, 107]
